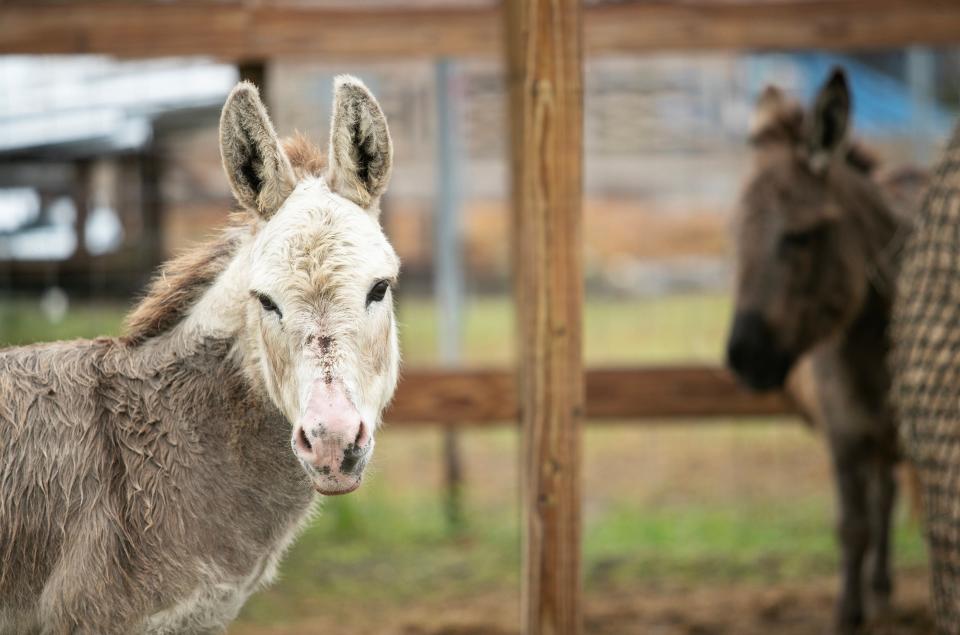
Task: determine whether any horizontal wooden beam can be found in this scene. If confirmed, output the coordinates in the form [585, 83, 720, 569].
[587, 1, 960, 53]
[386, 366, 795, 425]
[388, 368, 516, 424]
[0, 4, 496, 59]
[3, 1, 960, 59]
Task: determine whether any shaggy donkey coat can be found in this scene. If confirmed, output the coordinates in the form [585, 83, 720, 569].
[0, 76, 400, 634]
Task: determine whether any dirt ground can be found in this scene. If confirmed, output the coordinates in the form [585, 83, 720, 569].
[231, 568, 933, 635]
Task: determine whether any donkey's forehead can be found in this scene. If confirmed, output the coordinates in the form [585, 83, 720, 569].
[750, 98, 804, 147]
[251, 178, 398, 282]
[739, 161, 835, 231]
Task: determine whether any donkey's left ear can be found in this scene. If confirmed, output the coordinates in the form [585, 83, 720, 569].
[220, 81, 296, 219]
[327, 75, 393, 213]
[806, 68, 851, 172]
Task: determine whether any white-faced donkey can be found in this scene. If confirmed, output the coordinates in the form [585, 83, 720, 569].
[0, 77, 400, 634]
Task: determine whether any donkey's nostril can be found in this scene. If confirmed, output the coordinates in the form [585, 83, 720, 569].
[726, 339, 746, 372]
[297, 426, 312, 453]
[354, 421, 370, 449]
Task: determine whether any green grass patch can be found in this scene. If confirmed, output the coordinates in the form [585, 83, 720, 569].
[239, 490, 927, 624]
[240, 491, 521, 624]
[397, 293, 731, 364]
[0, 298, 128, 346]
[584, 501, 927, 587]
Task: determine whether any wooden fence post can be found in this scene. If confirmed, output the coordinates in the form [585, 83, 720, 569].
[505, 1, 584, 633]
[238, 60, 267, 96]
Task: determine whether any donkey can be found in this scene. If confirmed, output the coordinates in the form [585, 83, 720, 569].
[725, 69, 925, 633]
[0, 76, 400, 634]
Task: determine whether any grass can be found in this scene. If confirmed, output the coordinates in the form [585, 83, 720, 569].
[398, 292, 731, 365]
[583, 500, 927, 585]
[0, 292, 928, 627]
[0, 298, 129, 347]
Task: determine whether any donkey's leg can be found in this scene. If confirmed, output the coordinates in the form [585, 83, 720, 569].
[38, 521, 143, 635]
[865, 446, 898, 620]
[40, 581, 138, 635]
[828, 434, 871, 634]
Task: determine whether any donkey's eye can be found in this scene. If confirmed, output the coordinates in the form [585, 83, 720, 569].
[253, 291, 282, 318]
[366, 280, 390, 307]
[782, 231, 813, 248]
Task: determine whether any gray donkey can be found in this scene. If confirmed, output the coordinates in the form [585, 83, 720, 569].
[0, 76, 401, 634]
[726, 69, 925, 633]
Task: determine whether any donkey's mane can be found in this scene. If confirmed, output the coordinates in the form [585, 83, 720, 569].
[283, 133, 328, 180]
[123, 221, 245, 345]
[124, 136, 328, 346]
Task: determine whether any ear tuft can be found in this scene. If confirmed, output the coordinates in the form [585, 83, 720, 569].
[757, 85, 786, 109]
[327, 75, 393, 212]
[219, 81, 295, 218]
[806, 67, 851, 172]
[749, 84, 797, 142]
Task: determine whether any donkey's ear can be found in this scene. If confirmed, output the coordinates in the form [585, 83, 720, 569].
[750, 85, 789, 140]
[219, 81, 295, 219]
[756, 85, 787, 110]
[806, 68, 851, 171]
[326, 75, 393, 212]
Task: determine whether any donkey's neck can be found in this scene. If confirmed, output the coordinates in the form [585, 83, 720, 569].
[836, 284, 893, 415]
[124, 263, 307, 492]
[833, 182, 907, 412]
[835, 166, 910, 299]
[178, 240, 255, 343]
[114, 328, 315, 585]
[834, 166, 910, 357]
[828, 168, 909, 412]
[132, 237, 270, 409]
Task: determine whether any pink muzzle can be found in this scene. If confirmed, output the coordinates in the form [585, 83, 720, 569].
[292, 379, 371, 495]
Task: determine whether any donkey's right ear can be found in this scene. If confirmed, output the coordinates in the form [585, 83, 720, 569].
[219, 81, 296, 219]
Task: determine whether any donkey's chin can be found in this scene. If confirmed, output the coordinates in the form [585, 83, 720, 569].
[732, 355, 795, 392]
[312, 474, 363, 496]
[310, 470, 363, 496]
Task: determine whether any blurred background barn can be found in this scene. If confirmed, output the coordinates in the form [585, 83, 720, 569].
[2, 52, 954, 297]
[1, 20, 958, 635]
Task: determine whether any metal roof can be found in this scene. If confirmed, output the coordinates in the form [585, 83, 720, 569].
[0, 56, 237, 157]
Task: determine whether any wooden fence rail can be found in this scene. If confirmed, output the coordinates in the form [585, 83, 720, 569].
[386, 366, 795, 425]
[4, 1, 960, 59]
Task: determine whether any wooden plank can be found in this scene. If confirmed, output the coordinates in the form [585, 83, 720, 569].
[0, 4, 495, 59]
[73, 159, 93, 258]
[585, 1, 960, 53]
[585, 366, 793, 419]
[388, 368, 516, 424]
[3, 1, 960, 58]
[0, 249, 150, 296]
[506, 0, 584, 631]
[237, 60, 268, 97]
[385, 367, 794, 425]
